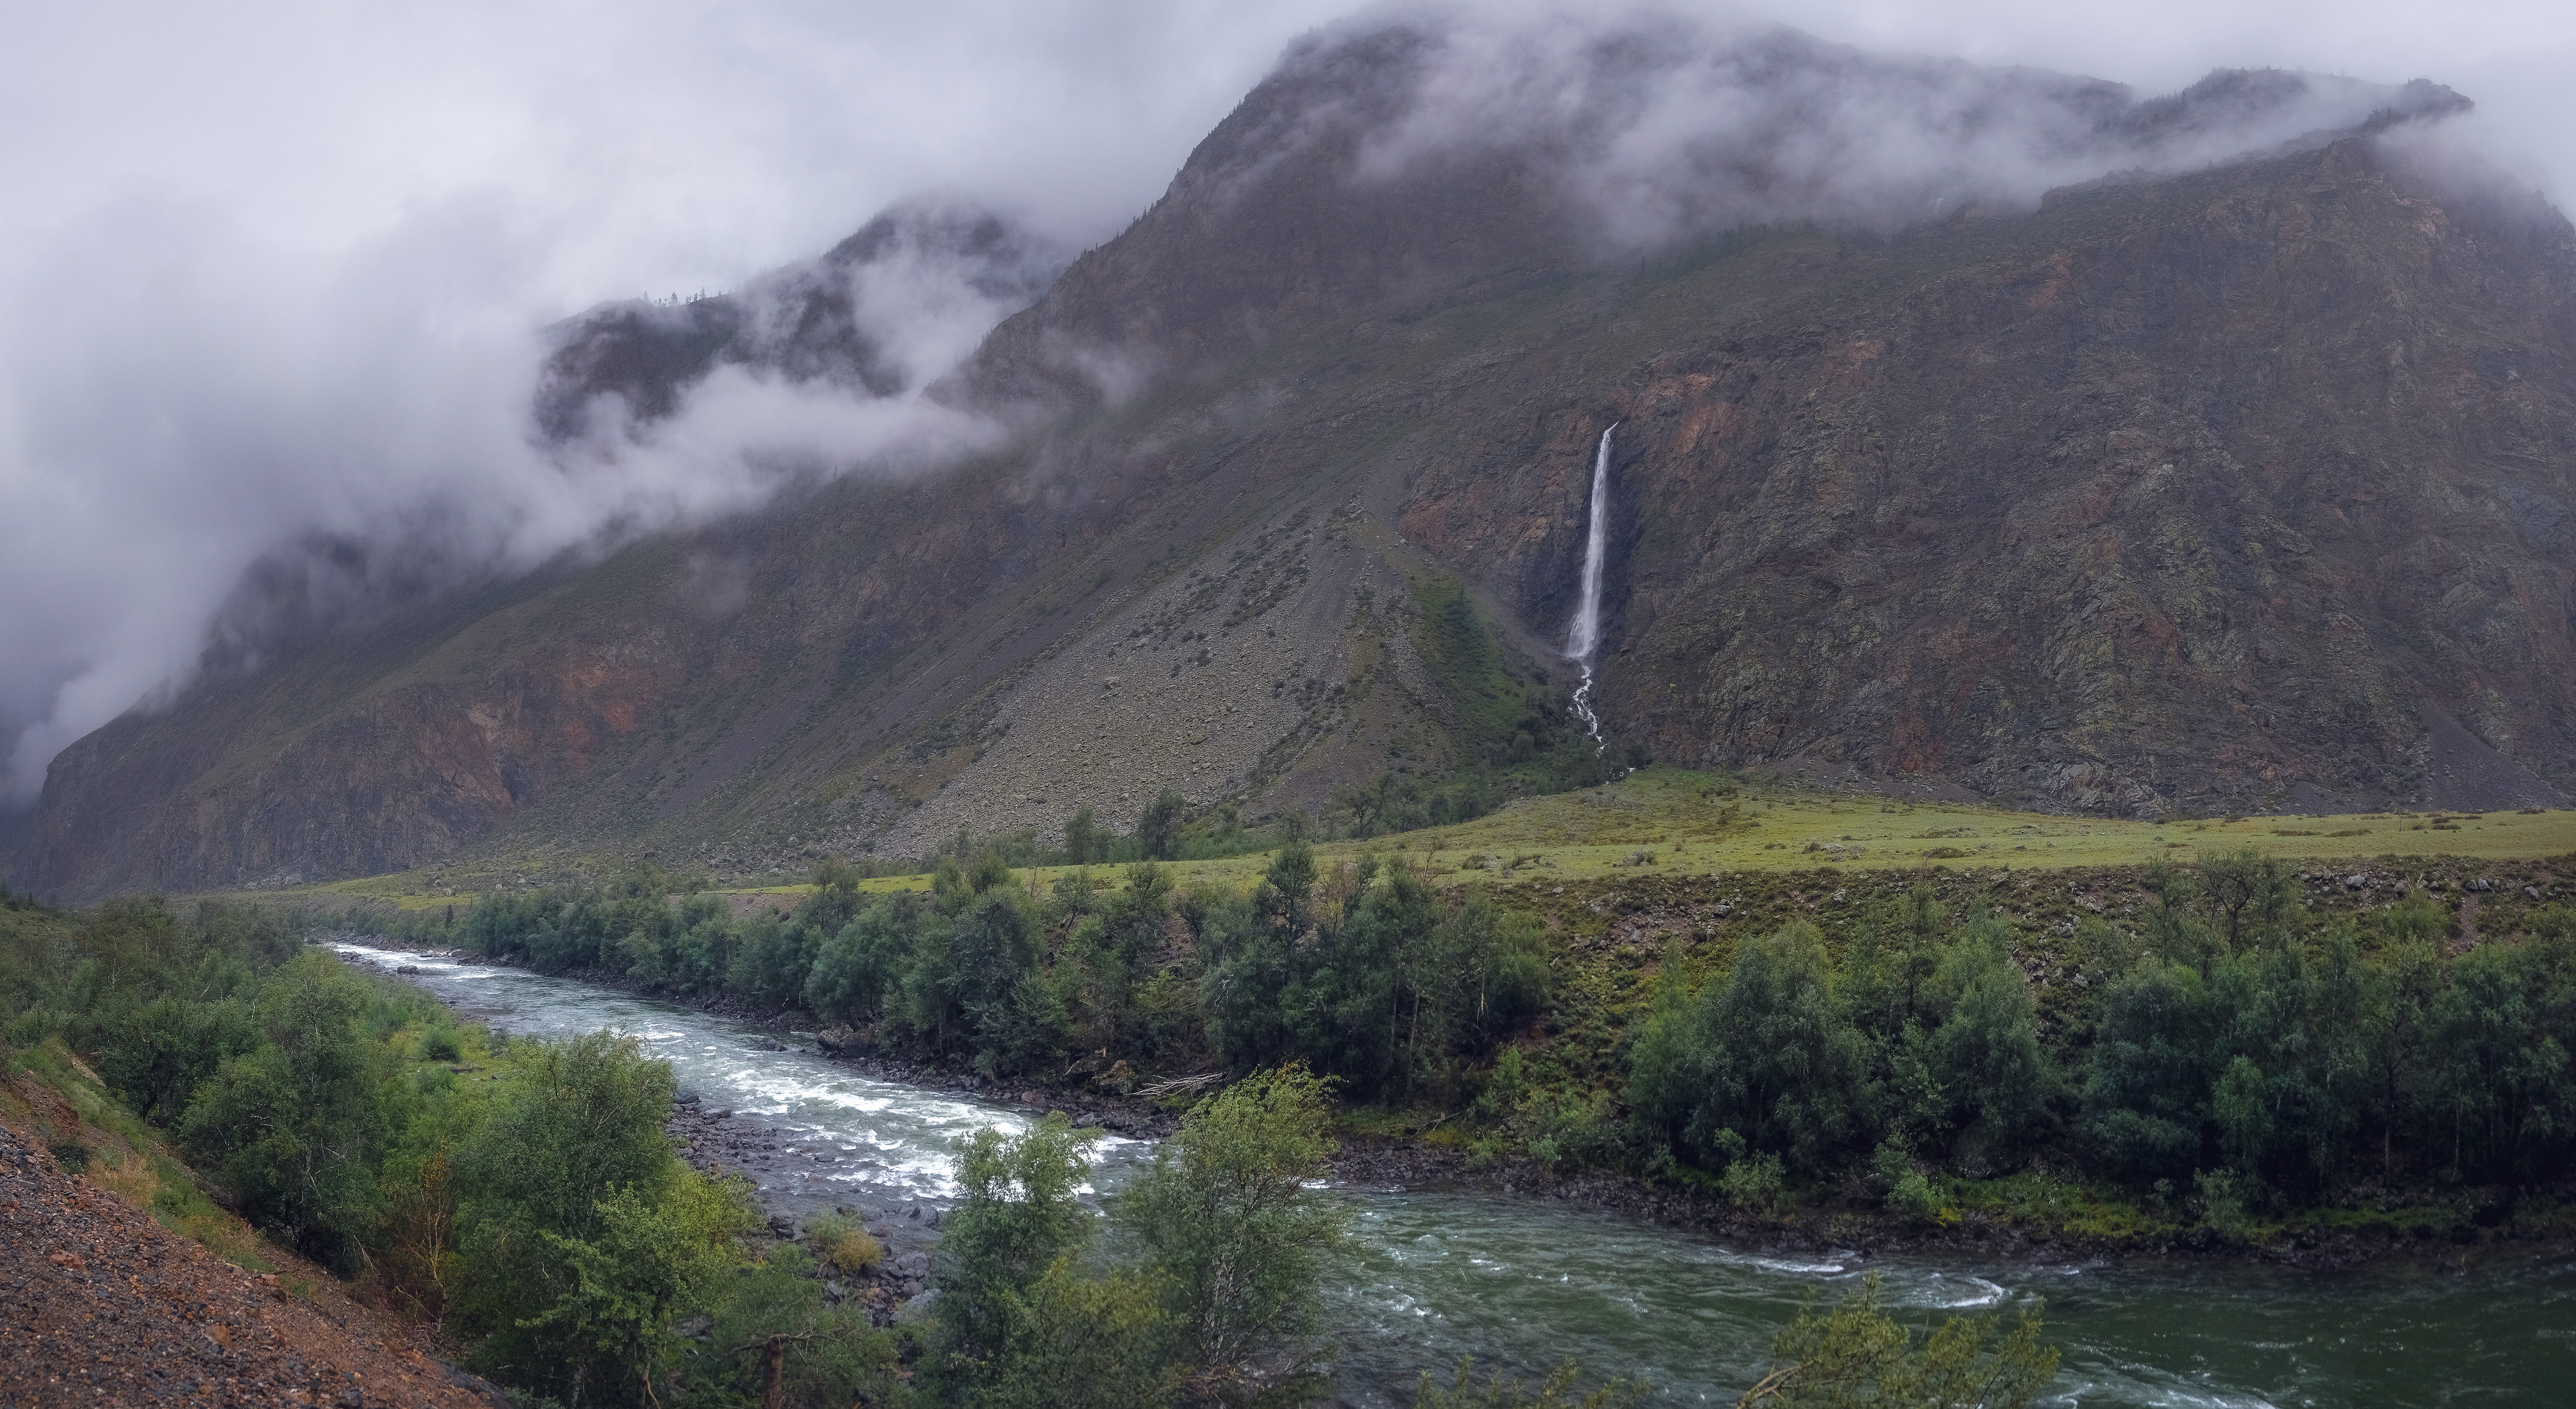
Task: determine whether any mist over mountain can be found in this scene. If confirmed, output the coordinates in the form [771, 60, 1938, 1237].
[10, 11, 2576, 899]
[539, 199, 1071, 438]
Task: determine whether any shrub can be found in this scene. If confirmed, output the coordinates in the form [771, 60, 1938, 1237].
[1415, 1357, 1646, 1408]
[1757, 1271, 2057, 1408]
[804, 1212, 886, 1274]
[1719, 1149, 1786, 1213]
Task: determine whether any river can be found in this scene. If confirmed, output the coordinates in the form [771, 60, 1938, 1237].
[331, 940, 2574, 1407]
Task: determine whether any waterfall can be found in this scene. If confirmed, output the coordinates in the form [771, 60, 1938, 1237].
[1565, 423, 1616, 751]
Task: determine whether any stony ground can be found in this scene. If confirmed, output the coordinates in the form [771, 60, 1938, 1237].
[876, 512, 1384, 856]
[0, 1116, 504, 1409]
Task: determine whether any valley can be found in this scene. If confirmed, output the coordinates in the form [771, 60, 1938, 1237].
[7, 12, 2576, 1408]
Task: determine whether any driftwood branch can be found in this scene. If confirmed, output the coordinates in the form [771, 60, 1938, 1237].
[1734, 1363, 1800, 1408]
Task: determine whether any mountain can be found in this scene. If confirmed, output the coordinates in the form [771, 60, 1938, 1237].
[12, 20, 2575, 900]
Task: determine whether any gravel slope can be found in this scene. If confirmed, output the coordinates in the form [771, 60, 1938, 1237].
[0, 1115, 503, 1409]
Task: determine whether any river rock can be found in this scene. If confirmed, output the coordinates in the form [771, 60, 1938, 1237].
[815, 1025, 863, 1054]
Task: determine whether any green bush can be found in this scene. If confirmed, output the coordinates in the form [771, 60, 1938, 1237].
[1719, 1149, 1786, 1214]
[1757, 1271, 2058, 1408]
[1414, 1358, 1645, 1409]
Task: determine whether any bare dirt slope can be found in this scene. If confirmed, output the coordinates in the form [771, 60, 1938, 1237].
[0, 1115, 501, 1409]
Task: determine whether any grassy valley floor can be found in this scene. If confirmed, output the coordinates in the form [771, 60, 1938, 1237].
[284, 767, 2576, 910]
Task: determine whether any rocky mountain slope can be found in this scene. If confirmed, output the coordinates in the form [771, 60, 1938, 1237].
[12, 21, 2575, 900]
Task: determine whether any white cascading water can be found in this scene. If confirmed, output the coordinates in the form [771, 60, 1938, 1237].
[1565, 423, 1616, 751]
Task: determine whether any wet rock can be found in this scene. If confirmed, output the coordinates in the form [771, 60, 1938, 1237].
[815, 1025, 863, 1055]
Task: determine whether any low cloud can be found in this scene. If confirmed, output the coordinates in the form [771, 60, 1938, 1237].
[1351, 9, 2467, 247]
[0, 192, 1032, 801]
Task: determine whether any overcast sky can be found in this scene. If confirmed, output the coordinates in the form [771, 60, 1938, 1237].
[4, 0, 2574, 804]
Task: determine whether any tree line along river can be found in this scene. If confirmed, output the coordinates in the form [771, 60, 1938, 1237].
[332, 940, 2575, 1408]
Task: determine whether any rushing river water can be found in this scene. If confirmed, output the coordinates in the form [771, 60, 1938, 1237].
[333, 940, 2574, 1407]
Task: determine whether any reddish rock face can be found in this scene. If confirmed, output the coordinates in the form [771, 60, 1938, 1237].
[11, 31, 2575, 899]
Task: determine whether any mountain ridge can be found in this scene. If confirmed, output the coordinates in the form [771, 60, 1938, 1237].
[10, 23, 2572, 900]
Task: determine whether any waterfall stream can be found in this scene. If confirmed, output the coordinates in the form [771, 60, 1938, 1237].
[1566, 423, 1616, 751]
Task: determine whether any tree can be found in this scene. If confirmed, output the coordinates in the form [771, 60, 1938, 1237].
[1294, 858, 1418, 1091]
[698, 1243, 905, 1409]
[1749, 1271, 2058, 1408]
[2080, 958, 2221, 1182]
[1118, 1064, 1348, 1405]
[177, 950, 386, 1263]
[963, 1256, 1178, 1409]
[1066, 807, 1105, 866]
[932, 1115, 1108, 1394]
[1200, 889, 1298, 1073]
[1926, 933, 2056, 1154]
[521, 1170, 761, 1405]
[450, 1031, 682, 1382]
[1139, 790, 1189, 862]
[2427, 940, 2576, 1180]
[803, 895, 919, 1026]
[943, 888, 1058, 1073]
[1631, 922, 1868, 1174]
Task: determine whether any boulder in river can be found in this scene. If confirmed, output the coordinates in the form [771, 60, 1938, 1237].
[815, 1025, 863, 1055]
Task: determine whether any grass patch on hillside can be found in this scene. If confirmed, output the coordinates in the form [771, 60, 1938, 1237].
[269, 768, 2576, 913]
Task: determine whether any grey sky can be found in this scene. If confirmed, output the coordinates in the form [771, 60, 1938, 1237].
[2, 0, 2571, 803]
